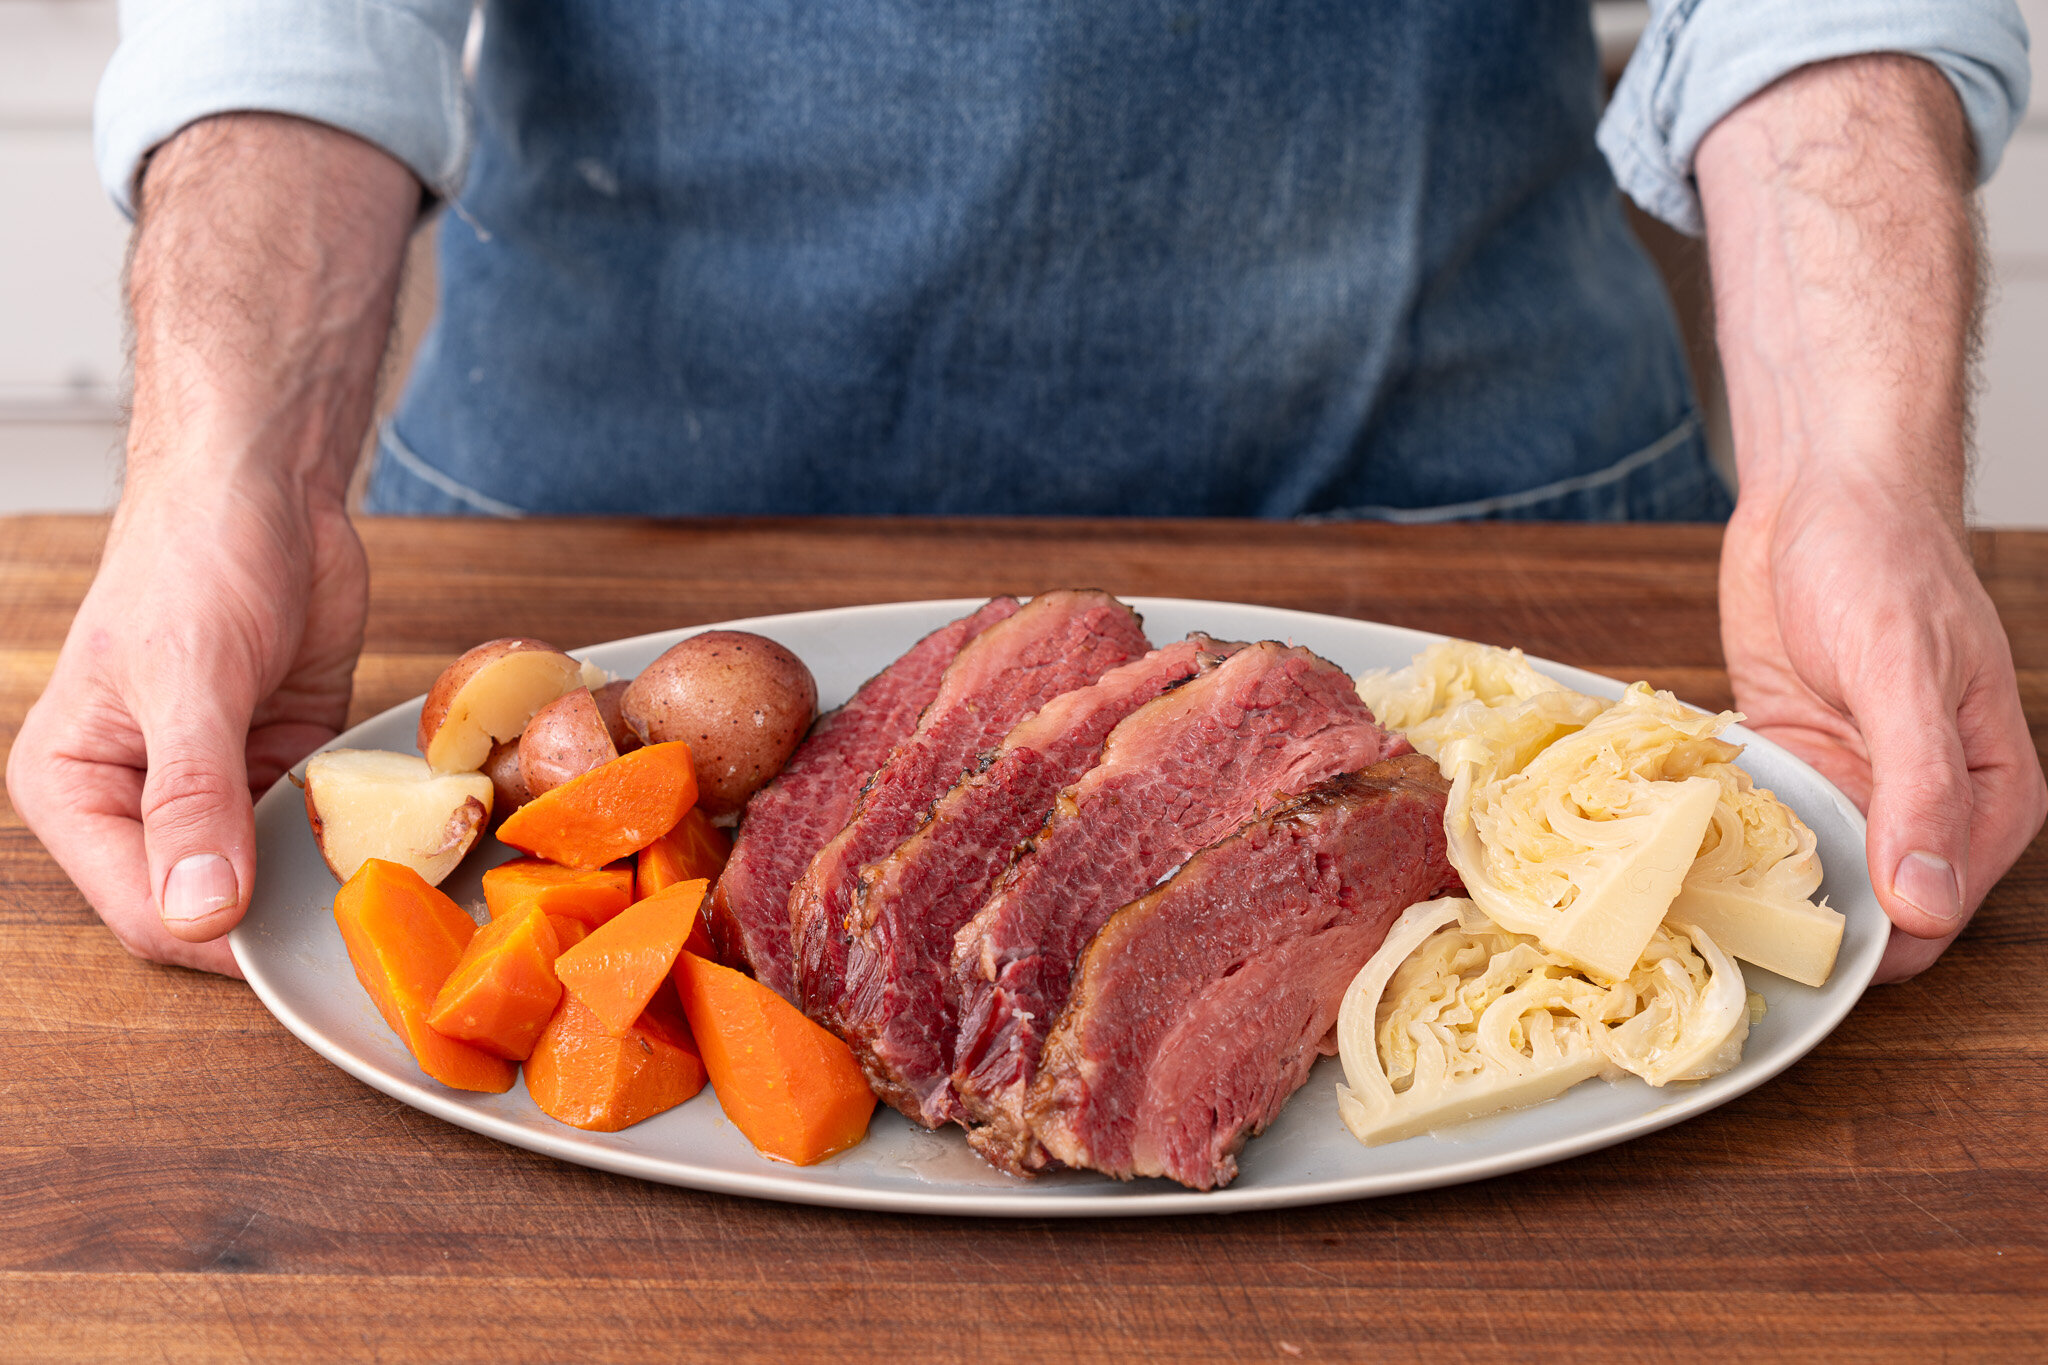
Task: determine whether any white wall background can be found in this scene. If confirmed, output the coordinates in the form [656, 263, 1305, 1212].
[0, 0, 127, 512]
[0, 0, 2041, 523]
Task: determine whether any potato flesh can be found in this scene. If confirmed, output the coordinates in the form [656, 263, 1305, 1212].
[425, 651, 586, 773]
[307, 749, 495, 886]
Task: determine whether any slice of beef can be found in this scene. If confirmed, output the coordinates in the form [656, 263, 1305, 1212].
[1028, 754, 1457, 1191]
[949, 640, 1409, 1174]
[791, 590, 1152, 1023]
[836, 634, 1240, 1128]
[708, 596, 1019, 998]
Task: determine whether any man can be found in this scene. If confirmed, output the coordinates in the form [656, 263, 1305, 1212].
[7, 2, 2043, 983]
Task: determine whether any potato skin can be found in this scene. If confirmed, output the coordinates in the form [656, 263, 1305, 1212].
[519, 687, 620, 799]
[590, 679, 643, 754]
[621, 631, 817, 816]
[481, 740, 530, 825]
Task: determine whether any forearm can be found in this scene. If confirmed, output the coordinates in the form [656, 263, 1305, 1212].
[1696, 54, 1978, 526]
[1692, 54, 2045, 979]
[125, 113, 420, 513]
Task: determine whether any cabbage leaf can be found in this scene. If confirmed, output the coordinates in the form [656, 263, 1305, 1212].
[1356, 639, 1605, 768]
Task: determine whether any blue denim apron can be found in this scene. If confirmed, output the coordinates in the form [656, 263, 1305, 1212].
[368, 0, 1731, 521]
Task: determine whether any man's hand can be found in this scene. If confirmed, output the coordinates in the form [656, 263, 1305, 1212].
[4, 115, 418, 974]
[1698, 56, 2047, 982]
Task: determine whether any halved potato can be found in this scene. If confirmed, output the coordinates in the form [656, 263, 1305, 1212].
[303, 749, 494, 886]
[417, 637, 585, 774]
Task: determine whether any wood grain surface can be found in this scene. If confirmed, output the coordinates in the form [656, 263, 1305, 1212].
[2, 514, 2043, 1362]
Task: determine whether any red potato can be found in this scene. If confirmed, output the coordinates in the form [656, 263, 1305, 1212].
[620, 631, 817, 817]
[417, 637, 586, 774]
[481, 740, 530, 824]
[302, 749, 493, 886]
[591, 679, 642, 754]
[519, 687, 619, 798]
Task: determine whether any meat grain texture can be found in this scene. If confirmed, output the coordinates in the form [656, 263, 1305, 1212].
[1028, 755, 1457, 1190]
[791, 590, 1150, 1026]
[949, 641, 1409, 1174]
[708, 597, 1018, 998]
[837, 635, 1238, 1127]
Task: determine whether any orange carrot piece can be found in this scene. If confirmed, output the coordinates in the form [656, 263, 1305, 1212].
[637, 810, 727, 958]
[547, 914, 590, 952]
[525, 993, 706, 1132]
[332, 859, 516, 1094]
[637, 808, 731, 896]
[481, 858, 634, 928]
[673, 951, 876, 1164]
[553, 878, 708, 1036]
[497, 741, 698, 870]
[425, 903, 564, 1061]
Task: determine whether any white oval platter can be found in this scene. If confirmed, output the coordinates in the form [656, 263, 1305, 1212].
[231, 598, 1884, 1217]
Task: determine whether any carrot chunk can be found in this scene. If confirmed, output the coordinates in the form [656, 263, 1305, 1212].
[673, 951, 876, 1164]
[481, 858, 634, 928]
[497, 741, 698, 870]
[636, 809, 728, 959]
[525, 993, 706, 1132]
[548, 915, 591, 952]
[332, 858, 516, 1093]
[637, 808, 731, 896]
[554, 878, 708, 1036]
[425, 903, 564, 1061]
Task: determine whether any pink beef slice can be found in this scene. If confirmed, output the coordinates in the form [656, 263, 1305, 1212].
[1028, 754, 1456, 1191]
[948, 640, 1411, 1175]
[835, 635, 1242, 1128]
[709, 596, 1020, 998]
[790, 590, 1152, 1023]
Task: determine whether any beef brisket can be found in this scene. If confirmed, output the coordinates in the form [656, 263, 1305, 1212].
[791, 591, 1151, 1023]
[1028, 755, 1456, 1190]
[836, 635, 1238, 1128]
[949, 641, 1409, 1174]
[708, 596, 1019, 997]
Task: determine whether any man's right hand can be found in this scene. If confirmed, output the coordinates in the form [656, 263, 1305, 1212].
[8, 478, 368, 974]
[4, 114, 419, 974]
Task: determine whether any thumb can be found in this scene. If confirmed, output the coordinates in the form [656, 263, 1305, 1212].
[139, 680, 261, 945]
[1858, 681, 1973, 942]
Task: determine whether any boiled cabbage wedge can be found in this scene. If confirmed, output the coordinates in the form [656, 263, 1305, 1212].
[1361, 642, 1842, 988]
[1336, 641, 1842, 1147]
[1336, 897, 1750, 1147]
[1450, 686, 1731, 982]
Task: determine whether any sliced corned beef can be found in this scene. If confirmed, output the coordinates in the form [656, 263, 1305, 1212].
[948, 640, 1409, 1174]
[1028, 755, 1457, 1190]
[836, 634, 1240, 1128]
[708, 596, 1019, 998]
[791, 590, 1151, 1023]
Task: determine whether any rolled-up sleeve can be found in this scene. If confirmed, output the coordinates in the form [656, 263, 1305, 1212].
[94, 0, 474, 218]
[1599, 0, 2033, 235]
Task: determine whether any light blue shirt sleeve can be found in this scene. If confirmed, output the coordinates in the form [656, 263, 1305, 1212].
[94, 0, 474, 218]
[1599, 0, 2033, 235]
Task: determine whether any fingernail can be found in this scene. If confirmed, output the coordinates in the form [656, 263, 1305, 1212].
[163, 853, 238, 925]
[1893, 851, 1963, 924]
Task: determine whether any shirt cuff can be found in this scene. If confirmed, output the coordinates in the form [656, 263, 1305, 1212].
[94, 0, 473, 219]
[1598, 0, 2033, 235]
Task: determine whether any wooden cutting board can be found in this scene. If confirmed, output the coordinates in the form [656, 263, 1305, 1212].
[2, 513, 2043, 1360]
